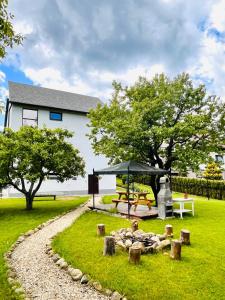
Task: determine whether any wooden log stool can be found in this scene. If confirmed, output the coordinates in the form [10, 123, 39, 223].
[97, 224, 105, 236]
[165, 224, 173, 237]
[129, 246, 141, 264]
[103, 236, 115, 256]
[131, 220, 138, 232]
[170, 239, 182, 260]
[180, 229, 190, 245]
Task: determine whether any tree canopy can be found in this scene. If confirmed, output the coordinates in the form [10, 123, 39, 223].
[88, 73, 223, 198]
[0, 0, 23, 59]
[0, 126, 85, 209]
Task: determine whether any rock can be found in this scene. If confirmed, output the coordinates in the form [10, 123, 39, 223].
[119, 228, 127, 234]
[110, 231, 116, 236]
[60, 261, 68, 270]
[157, 234, 167, 241]
[56, 258, 64, 266]
[116, 240, 126, 250]
[68, 268, 83, 281]
[17, 236, 25, 243]
[151, 236, 160, 243]
[133, 229, 144, 236]
[7, 271, 17, 279]
[7, 277, 15, 285]
[52, 254, 60, 262]
[104, 289, 113, 296]
[14, 287, 24, 294]
[125, 232, 133, 238]
[92, 281, 103, 292]
[25, 230, 34, 236]
[45, 246, 52, 254]
[156, 239, 171, 252]
[48, 250, 54, 257]
[111, 291, 123, 300]
[132, 241, 145, 253]
[115, 235, 122, 241]
[125, 239, 132, 248]
[80, 274, 89, 284]
[6, 251, 12, 258]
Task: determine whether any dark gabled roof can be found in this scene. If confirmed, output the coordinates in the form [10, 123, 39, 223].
[8, 81, 102, 113]
[94, 160, 169, 175]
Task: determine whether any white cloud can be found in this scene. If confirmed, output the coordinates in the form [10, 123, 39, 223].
[209, 0, 225, 31]
[2, 0, 224, 102]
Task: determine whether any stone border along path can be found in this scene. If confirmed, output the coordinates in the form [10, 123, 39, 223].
[6, 197, 125, 300]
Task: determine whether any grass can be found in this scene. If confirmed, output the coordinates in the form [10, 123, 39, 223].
[0, 195, 88, 299]
[53, 196, 225, 300]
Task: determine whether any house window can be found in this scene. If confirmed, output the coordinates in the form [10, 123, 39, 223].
[50, 112, 62, 121]
[22, 109, 38, 126]
[215, 155, 224, 163]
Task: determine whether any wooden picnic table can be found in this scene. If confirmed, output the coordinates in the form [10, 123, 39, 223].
[117, 191, 148, 200]
[113, 191, 153, 211]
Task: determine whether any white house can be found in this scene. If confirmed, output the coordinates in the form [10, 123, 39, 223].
[3, 81, 116, 197]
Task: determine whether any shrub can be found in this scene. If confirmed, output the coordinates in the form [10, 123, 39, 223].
[172, 176, 225, 200]
[203, 162, 223, 180]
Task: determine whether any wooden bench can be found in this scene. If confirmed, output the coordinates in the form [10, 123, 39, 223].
[34, 194, 56, 200]
[133, 199, 154, 211]
[112, 199, 136, 208]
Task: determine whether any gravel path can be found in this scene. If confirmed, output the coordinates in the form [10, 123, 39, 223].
[11, 197, 108, 300]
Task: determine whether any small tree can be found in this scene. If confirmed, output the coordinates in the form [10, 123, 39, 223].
[203, 162, 223, 180]
[0, 0, 24, 59]
[0, 126, 85, 210]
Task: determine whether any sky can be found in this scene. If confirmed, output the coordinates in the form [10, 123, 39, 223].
[1, 0, 225, 130]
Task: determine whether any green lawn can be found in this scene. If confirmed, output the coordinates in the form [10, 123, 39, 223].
[0, 196, 88, 299]
[53, 197, 225, 300]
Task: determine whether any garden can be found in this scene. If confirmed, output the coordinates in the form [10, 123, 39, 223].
[52, 193, 225, 300]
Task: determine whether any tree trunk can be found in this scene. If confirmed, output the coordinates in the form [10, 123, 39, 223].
[97, 224, 105, 236]
[129, 246, 141, 264]
[180, 229, 190, 245]
[170, 240, 182, 260]
[26, 194, 33, 210]
[103, 236, 115, 256]
[150, 175, 158, 205]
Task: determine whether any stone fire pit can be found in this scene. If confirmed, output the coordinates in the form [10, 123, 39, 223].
[110, 228, 171, 254]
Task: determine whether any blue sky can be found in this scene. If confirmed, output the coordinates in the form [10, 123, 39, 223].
[1, 0, 225, 130]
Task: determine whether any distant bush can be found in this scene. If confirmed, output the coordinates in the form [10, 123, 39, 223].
[203, 162, 223, 180]
[172, 176, 225, 200]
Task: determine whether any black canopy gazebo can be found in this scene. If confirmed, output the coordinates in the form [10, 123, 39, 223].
[93, 160, 169, 218]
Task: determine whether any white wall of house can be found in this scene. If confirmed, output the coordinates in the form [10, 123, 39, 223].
[4, 104, 116, 197]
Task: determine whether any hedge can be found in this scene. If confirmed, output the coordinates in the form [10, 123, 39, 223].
[172, 176, 225, 200]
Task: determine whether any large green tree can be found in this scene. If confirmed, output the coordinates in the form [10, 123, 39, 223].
[0, 0, 23, 59]
[0, 126, 85, 210]
[88, 73, 222, 200]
